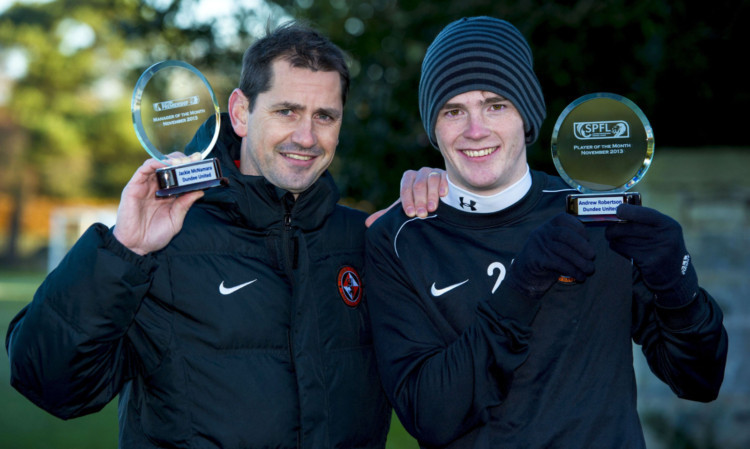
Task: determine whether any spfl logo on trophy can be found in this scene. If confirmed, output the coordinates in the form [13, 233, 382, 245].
[551, 92, 655, 222]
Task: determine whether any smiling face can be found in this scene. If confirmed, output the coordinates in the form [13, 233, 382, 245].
[434, 90, 528, 195]
[229, 58, 343, 196]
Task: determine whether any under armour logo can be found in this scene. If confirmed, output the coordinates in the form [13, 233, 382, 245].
[459, 197, 477, 211]
[681, 254, 690, 275]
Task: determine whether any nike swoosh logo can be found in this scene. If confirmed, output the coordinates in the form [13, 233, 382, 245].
[431, 280, 468, 297]
[219, 280, 257, 295]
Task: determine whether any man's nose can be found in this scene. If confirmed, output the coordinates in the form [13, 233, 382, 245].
[463, 113, 491, 140]
[291, 117, 316, 148]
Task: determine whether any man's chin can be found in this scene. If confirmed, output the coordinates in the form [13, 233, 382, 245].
[276, 177, 318, 196]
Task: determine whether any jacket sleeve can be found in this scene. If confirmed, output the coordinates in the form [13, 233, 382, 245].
[365, 226, 540, 446]
[631, 269, 728, 402]
[5, 223, 156, 419]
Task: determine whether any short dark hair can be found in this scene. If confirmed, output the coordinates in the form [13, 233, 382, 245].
[239, 21, 350, 111]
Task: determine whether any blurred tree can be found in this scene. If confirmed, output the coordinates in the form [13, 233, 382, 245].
[0, 110, 30, 264]
[0, 0, 272, 264]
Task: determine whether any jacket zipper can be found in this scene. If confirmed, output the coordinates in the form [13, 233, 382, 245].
[283, 207, 296, 370]
[282, 208, 295, 281]
[282, 200, 302, 447]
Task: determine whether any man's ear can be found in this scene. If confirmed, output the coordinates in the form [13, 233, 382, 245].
[228, 88, 249, 137]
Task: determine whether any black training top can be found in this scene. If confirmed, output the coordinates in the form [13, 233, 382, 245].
[366, 169, 727, 449]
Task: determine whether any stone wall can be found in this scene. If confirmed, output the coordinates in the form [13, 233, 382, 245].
[631, 147, 749, 448]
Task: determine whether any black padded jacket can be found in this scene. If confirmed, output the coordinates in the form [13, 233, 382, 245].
[7, 114, 391, 448]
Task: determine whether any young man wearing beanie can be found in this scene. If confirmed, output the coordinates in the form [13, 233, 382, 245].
[366, 16, 728, 448]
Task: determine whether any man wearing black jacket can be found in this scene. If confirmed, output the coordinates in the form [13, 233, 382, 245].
[366, 16, 728, 448]
[6, 22, 432, 448]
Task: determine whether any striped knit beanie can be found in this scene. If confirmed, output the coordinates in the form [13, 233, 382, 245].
[419, 16, 546, 147]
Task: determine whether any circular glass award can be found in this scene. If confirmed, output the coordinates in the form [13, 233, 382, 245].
[131, 60, 225, 197]
[551, 93, 654, 222]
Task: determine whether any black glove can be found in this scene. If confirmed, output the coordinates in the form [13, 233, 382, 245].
[605, 203, 698, 306]
[506, 213, 596, 300]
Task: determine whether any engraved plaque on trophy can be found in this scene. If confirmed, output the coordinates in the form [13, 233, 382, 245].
[551, 93, 654, 222]
[131, 60, 226, 197]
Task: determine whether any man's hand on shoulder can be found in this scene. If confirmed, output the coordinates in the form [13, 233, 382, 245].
[365, 167, 447, 227]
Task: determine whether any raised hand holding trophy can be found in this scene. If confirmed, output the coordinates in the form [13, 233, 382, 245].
[551, 93, 654, 222]
[131, 60, 227, 197]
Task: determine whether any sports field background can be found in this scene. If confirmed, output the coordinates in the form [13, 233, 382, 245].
[0, 270, 418, 449]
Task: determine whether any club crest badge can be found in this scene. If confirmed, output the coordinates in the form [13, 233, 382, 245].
[337, 266, 362, 308]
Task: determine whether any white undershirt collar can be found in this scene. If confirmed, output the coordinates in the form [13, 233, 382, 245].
[441, 165, 532, 213]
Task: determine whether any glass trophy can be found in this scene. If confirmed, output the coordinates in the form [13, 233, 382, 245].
[551, 93, 654, 222]
[131, 60, 226, 197]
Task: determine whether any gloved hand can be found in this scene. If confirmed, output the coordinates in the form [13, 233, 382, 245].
[605, 203, 698, 306]
[506, 213, 596, 300]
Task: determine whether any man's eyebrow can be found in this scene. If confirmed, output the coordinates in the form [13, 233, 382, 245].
[483, 95, 507, 104]
[316, 107, 342, 120]
[272, 101, 304, 111]
[270, 102, 341, 119]
[441, 102, 464, 111]
[441, 95, 509, 111]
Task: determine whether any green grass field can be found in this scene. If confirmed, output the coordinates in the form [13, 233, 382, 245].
[0, 271, 119, 448]
[0, 270, 418, 448]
